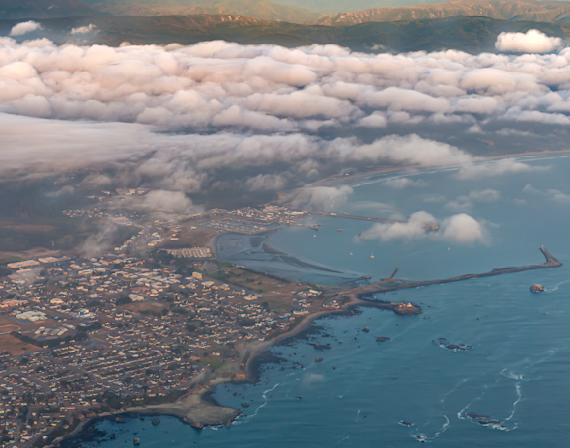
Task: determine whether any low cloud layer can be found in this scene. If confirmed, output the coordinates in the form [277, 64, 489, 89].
[9, 21, 43, 37]
[1, 39, 570, 135]
[0, 39, 564, 199]
[361, 211, 487, 244]
[495, 29, 561, 54]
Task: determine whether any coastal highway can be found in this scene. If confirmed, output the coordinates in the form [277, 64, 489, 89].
[343, 247, 562, 298]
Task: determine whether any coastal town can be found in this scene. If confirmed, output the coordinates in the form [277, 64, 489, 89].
[1, 185, 559, 447]
[0, 200, 388, 448]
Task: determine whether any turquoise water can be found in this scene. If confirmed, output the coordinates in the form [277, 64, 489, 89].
[89, 155, 570, 447]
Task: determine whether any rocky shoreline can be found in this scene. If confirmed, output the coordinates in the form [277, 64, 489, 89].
[57, 295, 416, 447]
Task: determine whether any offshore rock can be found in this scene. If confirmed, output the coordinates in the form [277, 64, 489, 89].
[530, 284, 545, 293]
[393, 301, 422, 315]
[314, 344, 331, 350]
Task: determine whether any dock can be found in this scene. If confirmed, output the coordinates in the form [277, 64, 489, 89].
[342, 247, 562, 298]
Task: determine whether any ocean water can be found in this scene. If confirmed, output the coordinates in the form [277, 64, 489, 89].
[89, 155, 570, 447]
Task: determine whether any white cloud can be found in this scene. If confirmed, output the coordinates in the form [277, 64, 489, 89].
[361, 211, 487, 244]
[456, 158, 545, 180]
[362, 211, 437, 241]
[140, 190, 203, 214]
[246, 173, 287, 191]
[547, 189, 570, 203]
[384, 177, 426, 189]
[422, 194, 447, 203]
[444, 188, 500, 211]
[291, 185, 353, 211]
[357, 112, 387, 128]
[524, 184, 570, 202]
[440, 213, 487, 244]
[71, 24, 97, 35]
[495, 30, 561, 54]
[444, 198, 473, 212]
[46, 185, 74, 197]
[522, 183, 540, 193]
[467, 188, 501, 202]
[9, 21, 43, 37]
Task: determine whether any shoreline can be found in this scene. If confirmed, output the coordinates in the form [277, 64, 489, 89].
[57, 296, 377, 447]
[240, 294, 393, 382]
[278, 148, 570, 197]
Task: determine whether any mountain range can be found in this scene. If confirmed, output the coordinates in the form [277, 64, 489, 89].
[3, 0, 570, 54]
[1, 14, 569, 53]
[312, 0, 570, 25]
[4, 0, 570, 24]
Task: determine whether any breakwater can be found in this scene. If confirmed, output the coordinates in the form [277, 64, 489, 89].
[346, 247, 562, 298]
[309, 211, 402, 223]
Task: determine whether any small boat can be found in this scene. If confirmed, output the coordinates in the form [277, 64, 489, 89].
[370, 253, 375, 259]
[133, 438, 140, 445]
[350, 252, 353, 255]
[336, 229, 343, 232]
[313, 234, 316, 238]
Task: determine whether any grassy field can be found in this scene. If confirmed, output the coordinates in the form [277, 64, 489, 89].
[158, 227, 219, 250]
[211, 268, 291, 294]
[200, 356, 234, 371]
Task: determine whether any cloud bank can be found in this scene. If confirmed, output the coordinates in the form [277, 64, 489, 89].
[0, 39, 563, 198]
[2, 39, 570, 134]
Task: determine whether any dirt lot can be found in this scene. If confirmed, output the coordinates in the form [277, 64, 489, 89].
[122, 301, 168, 314]
[0, 334, 40, 355]
[0, 317, 56, 332]
[0, 246, 61, 265]
[0, 324, 21, 334]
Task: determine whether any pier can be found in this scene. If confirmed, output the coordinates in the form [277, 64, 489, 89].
[342, 247, 562, 298]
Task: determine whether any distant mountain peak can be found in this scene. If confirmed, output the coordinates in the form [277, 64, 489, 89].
[0, 0, 101, 19]
[311, 0, 570, 26]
